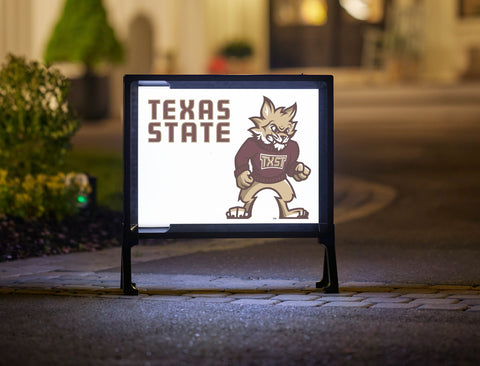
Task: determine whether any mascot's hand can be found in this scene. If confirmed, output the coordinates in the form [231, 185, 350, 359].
[237, 170, 254, 189]
[293, 163, 310, 182]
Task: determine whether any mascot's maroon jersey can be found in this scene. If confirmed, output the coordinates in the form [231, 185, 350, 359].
[233, 137, 299, 184]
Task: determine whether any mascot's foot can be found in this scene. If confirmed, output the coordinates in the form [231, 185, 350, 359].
[280, 208, 309, 219]
[226, 207, 251, 219]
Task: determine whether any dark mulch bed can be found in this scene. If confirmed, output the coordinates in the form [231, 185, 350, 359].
[0, 207, 122, 262]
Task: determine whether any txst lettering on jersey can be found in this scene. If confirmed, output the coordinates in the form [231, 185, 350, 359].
[260, 154, 287, 170]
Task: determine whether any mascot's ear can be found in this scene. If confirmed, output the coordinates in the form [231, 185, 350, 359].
[283, 103, 297, 120]
[260, 96, 276, 119]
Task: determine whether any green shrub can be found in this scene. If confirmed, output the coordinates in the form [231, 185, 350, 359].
[0, 170, 91, 221]
[0, 54, 80, 177]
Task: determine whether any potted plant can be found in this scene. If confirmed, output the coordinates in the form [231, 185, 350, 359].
[219, 40, 254, 74]
[44, 0, 124, 120]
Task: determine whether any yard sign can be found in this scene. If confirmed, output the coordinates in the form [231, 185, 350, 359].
[122, 75, 337, 294]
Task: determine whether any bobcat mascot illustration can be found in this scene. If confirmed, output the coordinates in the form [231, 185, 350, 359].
[226, 96, 310, 219]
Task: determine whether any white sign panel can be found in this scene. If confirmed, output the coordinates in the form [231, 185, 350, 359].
[137, 87, 319, 228]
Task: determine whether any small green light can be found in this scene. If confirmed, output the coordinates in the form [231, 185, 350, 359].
[77, 195, 88, 204]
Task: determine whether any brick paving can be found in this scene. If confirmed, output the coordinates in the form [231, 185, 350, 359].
[1, 243, 479, 312]
[1, 273, 479, 312]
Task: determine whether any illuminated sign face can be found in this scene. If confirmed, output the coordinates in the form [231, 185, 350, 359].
[137, 87, 321, 228]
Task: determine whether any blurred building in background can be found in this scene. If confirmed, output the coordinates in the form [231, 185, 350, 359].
[1, 0, 479, 117]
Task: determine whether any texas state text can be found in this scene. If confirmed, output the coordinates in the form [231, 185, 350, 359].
[147, 99, 230, 143]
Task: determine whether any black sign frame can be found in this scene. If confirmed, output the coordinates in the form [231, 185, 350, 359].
[122, 74, 337, 295]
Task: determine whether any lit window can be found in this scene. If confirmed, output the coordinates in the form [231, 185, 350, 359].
[301, 0, 328, 25]
[273, 0, 328, 26]
[339, 0, 384, 23]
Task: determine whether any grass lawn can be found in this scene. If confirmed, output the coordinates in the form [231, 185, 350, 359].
[64, 149, 123, 211]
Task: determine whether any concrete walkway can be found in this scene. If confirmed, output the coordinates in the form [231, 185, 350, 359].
[1, 269, 479, 312]
[1, 234, 480, 312]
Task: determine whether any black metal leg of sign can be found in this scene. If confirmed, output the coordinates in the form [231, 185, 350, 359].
[316, 231, 339, 293]
[121, 231, 139, 296]
[316, 250, 330, 289]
